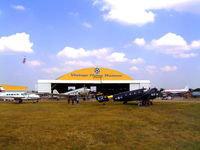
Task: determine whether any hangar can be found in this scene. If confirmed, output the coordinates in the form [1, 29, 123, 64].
[37, 67, 150, 95]
[0, 85, 27, 92]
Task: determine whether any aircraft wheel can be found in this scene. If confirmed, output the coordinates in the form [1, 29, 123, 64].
[123, 101, 127, 104]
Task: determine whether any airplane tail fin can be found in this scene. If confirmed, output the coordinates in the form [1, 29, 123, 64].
[53, 89, 59, 94]
[184, 86, 189, 90]
[0, 86, 5, 92]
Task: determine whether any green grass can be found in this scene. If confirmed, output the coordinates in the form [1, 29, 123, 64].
[0, 101, 200, 150]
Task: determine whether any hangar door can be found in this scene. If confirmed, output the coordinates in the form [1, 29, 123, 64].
[51, 83, 129, 95]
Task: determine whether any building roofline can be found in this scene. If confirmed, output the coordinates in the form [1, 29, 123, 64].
[38, 80, 150, 84]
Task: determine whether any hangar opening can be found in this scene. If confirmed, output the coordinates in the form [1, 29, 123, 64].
[51, 83, 129, 95]
[38, 67, 150, 95]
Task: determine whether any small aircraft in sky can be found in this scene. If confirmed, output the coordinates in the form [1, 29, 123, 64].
[0, 86, 40, 103]
[96, 88, 158, 105]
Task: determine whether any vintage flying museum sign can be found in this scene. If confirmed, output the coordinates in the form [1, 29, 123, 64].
[57, 67, 133, 80]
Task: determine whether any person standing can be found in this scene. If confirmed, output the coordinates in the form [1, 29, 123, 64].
[72, 96, 75, 105]
[74, 95, 79, 104]
[68, 96, 71, 104]
[76, 96, 79, 104]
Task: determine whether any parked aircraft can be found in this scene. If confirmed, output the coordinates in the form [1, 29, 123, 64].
[191, 91, 200, 98]
[96, 88, 158, 105]
[52, 87, 91, 98]
[162, 86, 189, 94]
[0, 86, 40, 103]
[161, 86, 189, 99]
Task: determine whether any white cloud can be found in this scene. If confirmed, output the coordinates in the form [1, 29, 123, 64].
[161, 65, 177, 72]
[130, 66, 139, 71]
[130, 57, 145, 64]
[93, 0, 200, 26]
[150, 33, 189, 53]
[191, 40, 200, 49]
[0, 32, 33, 54]
[134, 32, 199, 58]
[106, 52, 128, 62]
[12, 5, 25, 10]
[57, 46, 145, 68]
[57, 47, 110, 59]
[82, 22, 92, 28]
[134, 38, 146, 46]
[175, 53, 198, 58]
[145, 65, 157, 74]
[64, 60, 94, 67]
[27, 60, 42, 66]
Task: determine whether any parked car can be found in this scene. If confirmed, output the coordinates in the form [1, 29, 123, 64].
[191, 91, 200, 98]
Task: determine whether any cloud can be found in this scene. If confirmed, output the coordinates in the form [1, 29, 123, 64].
[57, 47, 110, 59]
[150, 33, 189, 53]
[27, 60, 42, 66]
[130, 57, 145, 64]
[143, 65, 178, 73]
[134, 38, 146, 46]
[191, 40, 200, 49]
[57, 45, 145, 68]
[145, 65, 157, 74]
[93, 0, 200, 26]
[130, 66, 139, 71]
[64, 60, 94, 67]
[161, 65, 177, 72]
[175, 53, 198, 58]
[82, 22, 92, 28]
[0, 32, 33, 54]
[12, 5, 25, 10]
[106, 52, 128, 62]
[134, 32, 199, 58]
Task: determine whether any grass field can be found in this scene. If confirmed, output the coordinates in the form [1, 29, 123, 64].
[0, 101, 200, 150]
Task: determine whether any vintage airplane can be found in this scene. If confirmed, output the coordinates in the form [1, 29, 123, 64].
[162, 86, 189, 94]
[161, 86, 189, 99]
[191, 91, 200, 98]
[96, 88, 158, 105]
[52, 87, 91, 98]
[0, 86, 40, 103]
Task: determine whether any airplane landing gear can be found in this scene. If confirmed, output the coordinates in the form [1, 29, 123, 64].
[140, 100, 153, 106]
[15, 99, 23, 104]
[123, 101, 127, 104]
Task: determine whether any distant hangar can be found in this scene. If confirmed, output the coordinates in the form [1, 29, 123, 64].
[0, 85, 27, 92]
[37, 67, 150, 95]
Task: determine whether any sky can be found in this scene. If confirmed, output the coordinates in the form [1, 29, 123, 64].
[0, 0, 200, 90]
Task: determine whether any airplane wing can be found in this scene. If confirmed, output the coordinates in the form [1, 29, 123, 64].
[53, 94, 73, 97]
[0, 96, 23, 99]
[140, 88, 158, 100]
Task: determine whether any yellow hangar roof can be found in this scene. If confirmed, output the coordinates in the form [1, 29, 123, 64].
[0, 85, 27, 91]
[57, 67, 133, 80]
